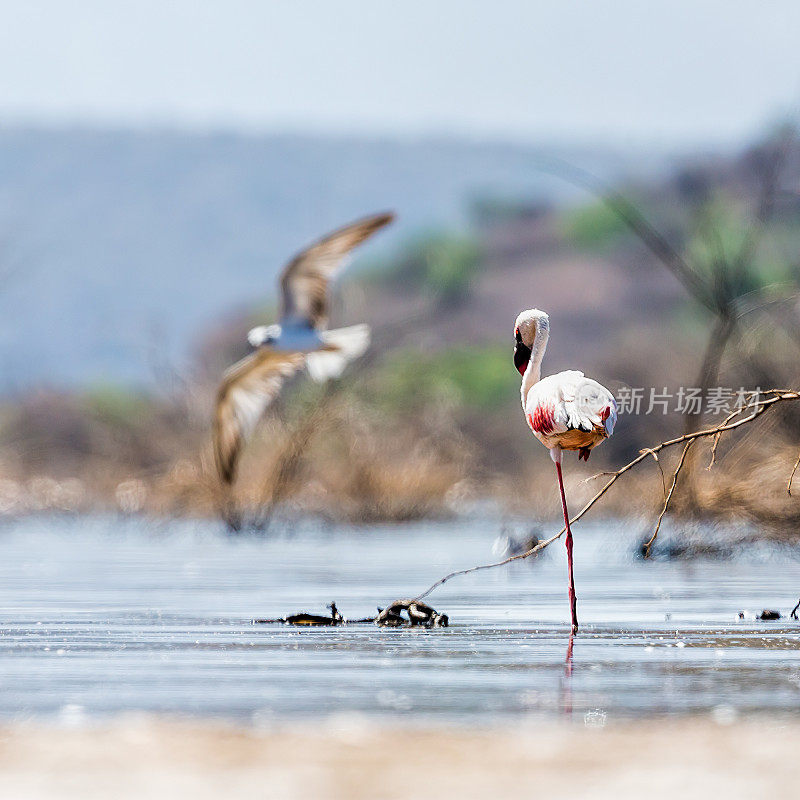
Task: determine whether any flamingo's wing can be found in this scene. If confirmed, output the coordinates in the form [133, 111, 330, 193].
[213, 349, 305, 484]
[280, 212, 395, 329]
[527, 372, 616, 437]
[563, 374, 617, 436]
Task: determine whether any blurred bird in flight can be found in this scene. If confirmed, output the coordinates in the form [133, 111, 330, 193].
[213, 212, 395, 485]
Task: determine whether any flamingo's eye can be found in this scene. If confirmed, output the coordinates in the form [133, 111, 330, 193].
[515, 328, 522, 342]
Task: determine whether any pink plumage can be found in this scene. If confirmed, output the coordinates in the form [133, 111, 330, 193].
[513, 308, 617, 633]
[524, 370, 617, 457]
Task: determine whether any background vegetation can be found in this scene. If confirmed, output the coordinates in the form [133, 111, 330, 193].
[1, 127, 799, 534]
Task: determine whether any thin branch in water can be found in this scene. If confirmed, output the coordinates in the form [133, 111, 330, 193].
[650, 450, 668, 502]
[641, 448, 667, 503]
[708, 391, 764, 469]
[413, 529, 564, 602]
[788, 451, 800, 497]
[643, 440, 693, 556]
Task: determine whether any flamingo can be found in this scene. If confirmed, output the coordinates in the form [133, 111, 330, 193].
[513, 309, 617, 633]
[213, 211, 394, 485]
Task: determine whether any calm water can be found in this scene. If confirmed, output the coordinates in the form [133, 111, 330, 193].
[0, 515, 799, 725]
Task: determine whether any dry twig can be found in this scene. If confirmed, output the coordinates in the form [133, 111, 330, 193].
[788, 451, 800, 497]
[643, 440, 694, 555]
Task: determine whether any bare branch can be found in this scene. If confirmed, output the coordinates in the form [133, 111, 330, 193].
[413, 390, 800, 601]
[643, 448, 667, 502]
[708, 390, 764, 469]
[731, 134, 791, 284]
[531, 156, 712, 309]
[788, 451, 800, 497]
[413, 529, 564, 602]
[643, 440, 694, 556]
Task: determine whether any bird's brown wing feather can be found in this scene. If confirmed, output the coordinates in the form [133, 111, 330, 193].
[213, 349, 305, 484]
[280, 212, 394, 329]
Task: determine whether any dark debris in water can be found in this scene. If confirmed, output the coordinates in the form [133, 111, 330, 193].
[638, 538, 735, 561]
[497, 525, 544, 559]
[738, 609, 788, 621]
[375, 599, 449, 628]
[253, 599, 449, 628]
[253, 602, 344, 626]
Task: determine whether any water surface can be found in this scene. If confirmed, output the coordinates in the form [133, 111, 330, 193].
[0, 515, 798, 724]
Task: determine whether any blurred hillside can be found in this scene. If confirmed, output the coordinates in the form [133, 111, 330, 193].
[0, 127, 665, 389]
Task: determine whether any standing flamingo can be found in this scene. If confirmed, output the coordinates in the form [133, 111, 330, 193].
[513, 309, 617, 633]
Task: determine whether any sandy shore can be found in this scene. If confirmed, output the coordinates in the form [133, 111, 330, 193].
[0, 716, 797, 799]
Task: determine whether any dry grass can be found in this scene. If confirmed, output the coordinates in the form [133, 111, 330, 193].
[215, 394, 474, 524]
[2, 381, 799, 540]
[678, 436, 800, 535]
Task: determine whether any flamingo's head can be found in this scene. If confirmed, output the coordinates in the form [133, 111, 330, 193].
[513, 308, 549, 376]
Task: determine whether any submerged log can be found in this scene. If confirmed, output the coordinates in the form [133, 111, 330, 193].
[254, 602, 345, 626]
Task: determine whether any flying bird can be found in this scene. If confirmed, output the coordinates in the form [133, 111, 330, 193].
[213, 211, 395, 485]
[513, 308, 617, 633]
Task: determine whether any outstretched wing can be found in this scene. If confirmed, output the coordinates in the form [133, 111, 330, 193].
[280, 212, 394, 329]
[213, 349, 305, 484]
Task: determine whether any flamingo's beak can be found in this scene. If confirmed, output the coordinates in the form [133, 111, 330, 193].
[514, 330, 531, 376]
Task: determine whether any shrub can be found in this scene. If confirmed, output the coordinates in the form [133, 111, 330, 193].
[560, 200, 629, 249]
[381, 233, 483, 307]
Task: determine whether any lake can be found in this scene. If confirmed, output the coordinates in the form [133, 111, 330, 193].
[0, 514, 798, 725]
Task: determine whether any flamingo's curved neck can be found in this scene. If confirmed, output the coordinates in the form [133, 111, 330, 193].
[521, 325, 548, 404]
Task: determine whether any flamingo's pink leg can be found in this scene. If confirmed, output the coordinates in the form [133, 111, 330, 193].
[554, 459, 578, 633]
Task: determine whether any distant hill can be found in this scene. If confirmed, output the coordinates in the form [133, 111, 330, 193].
[0, 127, 668, 389]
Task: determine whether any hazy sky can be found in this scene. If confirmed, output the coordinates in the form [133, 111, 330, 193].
[1, 1, 799, 145]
